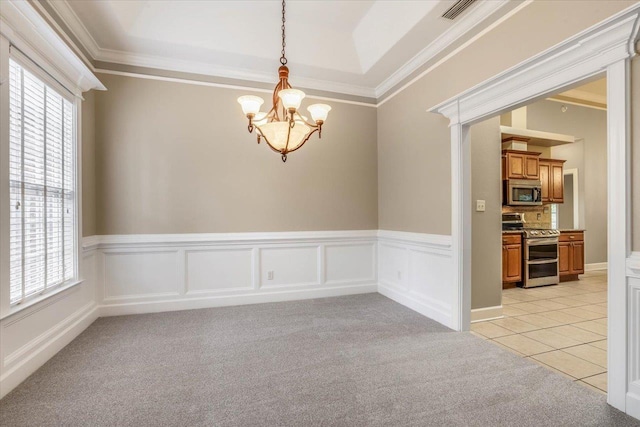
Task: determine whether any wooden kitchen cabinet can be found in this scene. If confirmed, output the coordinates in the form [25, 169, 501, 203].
[502, 150, 540, 180]
[539, 158, 566, 203]
[502, 233, 522, 288]
[559, 231, 584, 281]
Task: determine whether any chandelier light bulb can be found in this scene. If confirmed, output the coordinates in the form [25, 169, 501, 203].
[278, 89, 305, 111]
[307, 104, 332, 123]
[237, 95, 264, 116]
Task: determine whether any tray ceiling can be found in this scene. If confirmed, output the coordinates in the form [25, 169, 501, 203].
[47, 0, 524, 98]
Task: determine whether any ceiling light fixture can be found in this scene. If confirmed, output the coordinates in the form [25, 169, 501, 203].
[237, 0, 331, 162]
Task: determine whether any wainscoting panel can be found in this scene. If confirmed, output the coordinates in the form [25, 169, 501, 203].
[260, 246, 319, 288]
[625, 254, 640, 419]
[185, 248, 254, 294]
[377, 230, 454, 328]
[95, 231, 379, 316]
[325, 243, 376, 285]
[103, 250, 181, 300]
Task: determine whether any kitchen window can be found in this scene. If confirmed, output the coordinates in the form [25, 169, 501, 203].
[8, 58, 77, 305]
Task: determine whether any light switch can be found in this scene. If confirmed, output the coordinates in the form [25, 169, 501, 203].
[476, 200, 486, 212]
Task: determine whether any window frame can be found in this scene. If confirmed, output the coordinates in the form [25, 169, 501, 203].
[0, 38, 84, 319]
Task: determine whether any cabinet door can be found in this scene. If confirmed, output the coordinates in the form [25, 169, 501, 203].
[507, 154, 525, 179]
[572, 242, 585, 274]
[504, 244, 522, 282]
[559, 242, 571, 274]
[539, 161, 551, 202]
[502, 245, 508, 282]
[551, 163, 564, 203]
[524, 155, 539, 179]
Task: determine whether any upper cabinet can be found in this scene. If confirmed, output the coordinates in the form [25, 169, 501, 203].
[539, 158, 566, 203]
[502, 150, 540, 180]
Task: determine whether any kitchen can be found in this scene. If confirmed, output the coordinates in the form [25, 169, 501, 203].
[471, 78, 609, 393]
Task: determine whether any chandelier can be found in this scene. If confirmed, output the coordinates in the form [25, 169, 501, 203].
[237, 0, 331, 162]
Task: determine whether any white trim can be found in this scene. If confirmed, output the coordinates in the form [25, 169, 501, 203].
[585, 262, 608, 272]
[93, 68, 378, 108]
[377, 230, 454, 328]
[85, 230, 378, 248]
[0, 0, 104, 94]
[377, 0, 533, 107]
[374, 0, 514, 98]
[0, 302, 98, 399]
[429, 4, 640, 416]
[470, 305, 503, 323]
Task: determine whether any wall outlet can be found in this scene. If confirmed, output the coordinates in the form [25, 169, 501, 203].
[476, 200, 486, 212]
[267, 271, 274, 280]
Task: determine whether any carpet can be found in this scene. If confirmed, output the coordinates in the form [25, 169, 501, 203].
[1, 294, 638, 426]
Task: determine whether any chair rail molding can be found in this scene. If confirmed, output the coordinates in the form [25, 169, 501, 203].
[429, 3, 640, 417]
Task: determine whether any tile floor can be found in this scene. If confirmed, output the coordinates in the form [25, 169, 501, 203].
[471, 270, 608, 394]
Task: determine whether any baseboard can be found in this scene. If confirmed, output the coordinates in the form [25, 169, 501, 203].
[470, 305, 504, 323]
[627, 390, 640, 420]
[585, 262, 608, 271]
[0, 302, 99, 399]
[99, 283, 378, 317]
[378, 283, 452, 329]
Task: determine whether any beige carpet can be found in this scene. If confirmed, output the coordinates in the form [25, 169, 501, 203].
[1, 294, 638, 426]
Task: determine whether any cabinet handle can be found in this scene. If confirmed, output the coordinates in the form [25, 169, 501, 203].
[570, 236, 575, 239]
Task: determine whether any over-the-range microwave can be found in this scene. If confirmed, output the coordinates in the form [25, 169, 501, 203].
[504, 179, 542, 206]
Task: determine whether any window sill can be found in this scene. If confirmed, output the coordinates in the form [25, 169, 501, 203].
[1, 279, 84, 321]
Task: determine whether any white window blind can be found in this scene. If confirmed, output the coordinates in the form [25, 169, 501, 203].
[9, 59, 76, 305]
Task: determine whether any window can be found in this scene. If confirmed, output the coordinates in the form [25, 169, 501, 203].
[9, 59, 76, 305]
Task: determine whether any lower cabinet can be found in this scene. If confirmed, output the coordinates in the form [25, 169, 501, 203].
[559, 231, 585, 281]
[502, 233, 522, 288]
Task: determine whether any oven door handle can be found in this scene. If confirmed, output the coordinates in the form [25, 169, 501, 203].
[526, 259, 559, 265]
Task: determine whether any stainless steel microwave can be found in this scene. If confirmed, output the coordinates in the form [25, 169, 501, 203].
[504, 179, 542, 206]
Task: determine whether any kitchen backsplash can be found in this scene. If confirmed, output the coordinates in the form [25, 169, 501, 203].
[502, 205, 551, 229]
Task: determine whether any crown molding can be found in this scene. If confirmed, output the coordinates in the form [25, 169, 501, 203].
[94, 47, 377, 99]
[0, 0, 104, 94]
[373, 0, 513, 99]
[45, 0, 526, 102]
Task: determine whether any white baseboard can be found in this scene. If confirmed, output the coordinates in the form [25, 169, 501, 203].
[585, 262, 608, 271]
[378, 283, 452, 328]
[470, 305, 504, 323]
[99, 283, 378, 316]
[627, 389, 640, 420]
[0, 302, 99, 399]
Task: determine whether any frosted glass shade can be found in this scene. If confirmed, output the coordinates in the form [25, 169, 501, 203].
[278, 89, 305, 111]
[253, 112, 268, 126]
[237, 95, 264, 115]
[307, 104, 331, 122]
[257, 121, 311, 152]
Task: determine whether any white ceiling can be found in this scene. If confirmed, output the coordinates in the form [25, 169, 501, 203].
[48, 0, 521, 98]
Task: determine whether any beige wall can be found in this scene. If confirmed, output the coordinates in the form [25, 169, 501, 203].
[82, 90, 96, 237]
[377, 0, 636, 235]
[470, 117, 502, 310]
[93, 73, 378, 235]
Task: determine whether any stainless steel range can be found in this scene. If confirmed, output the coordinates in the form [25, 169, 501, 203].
[523, 228, 560, 288]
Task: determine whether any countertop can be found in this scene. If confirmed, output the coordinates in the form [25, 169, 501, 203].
[558, 229, 586, 232]
[502, 230, 524, 234]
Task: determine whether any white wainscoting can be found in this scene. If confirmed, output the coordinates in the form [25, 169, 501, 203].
[0, 249, 99, 399]
[92, 231, 378, 316]
[625, 253, 640, 419]
[377, 230, 454, 328]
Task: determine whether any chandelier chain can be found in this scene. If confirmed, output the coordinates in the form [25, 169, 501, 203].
[280, 0, 287, 65]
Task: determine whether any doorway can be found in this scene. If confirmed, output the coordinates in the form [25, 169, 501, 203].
[429, 7, 638, 416]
